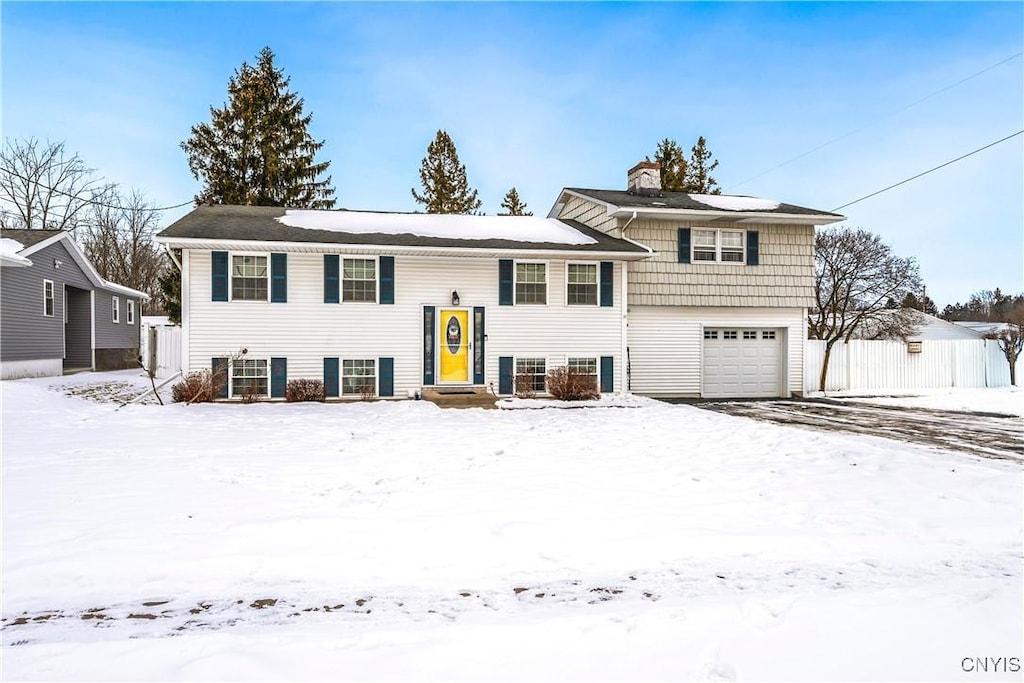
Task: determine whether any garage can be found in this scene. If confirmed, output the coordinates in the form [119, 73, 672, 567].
[701, 328, 783, 398]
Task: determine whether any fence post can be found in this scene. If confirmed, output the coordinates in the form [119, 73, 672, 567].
[148, 326, 158, 374]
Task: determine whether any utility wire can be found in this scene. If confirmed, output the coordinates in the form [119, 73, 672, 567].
[726, 51, 1023, 192]
[831, 130, 1023, 212]
[1, 167, 193, 212]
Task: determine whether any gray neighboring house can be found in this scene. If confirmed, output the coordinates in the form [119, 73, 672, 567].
[0, 229, 149, 380]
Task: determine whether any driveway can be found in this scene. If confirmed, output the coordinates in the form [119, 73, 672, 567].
[672, 398, 1023, 461]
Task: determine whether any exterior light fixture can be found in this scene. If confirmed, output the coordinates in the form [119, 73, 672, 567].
[451, 290, 460, 306]
[53, 259, 63, 269]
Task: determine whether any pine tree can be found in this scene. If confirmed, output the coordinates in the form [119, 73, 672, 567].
[411, 130, 481, 214]
[684, 136, 721, 194]
[181, 47, 335, 209]
[498, 187, 532, 216]
[653, 138, 687, 191]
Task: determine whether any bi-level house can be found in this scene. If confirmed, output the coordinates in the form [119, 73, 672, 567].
[155, 163, 842, 400]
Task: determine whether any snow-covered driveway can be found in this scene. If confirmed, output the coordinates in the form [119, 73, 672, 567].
[2, 372, 1022, 681]
[689, 398, 1023, 461]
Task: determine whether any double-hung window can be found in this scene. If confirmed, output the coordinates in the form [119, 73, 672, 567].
[568, 357, 598, 389]
[342, 359, 376, 396]
[232, 255, 268, 300]
[693, 229, 744, 263]
[343, 258, 376, 302]
[232, 359, 268, 398]
[112, 296, 120, 323]
[43, 280, 54, 317]
[566, 264, 597, 305]
[516, 357, 546, 393]
[127, 300, 135, 325]
[516, 262, 546, 304]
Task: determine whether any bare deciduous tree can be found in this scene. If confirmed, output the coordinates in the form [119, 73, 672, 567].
[809, 226, 922, 391]
[0, 138, 104, 231]
[986, 303, 1024, 386]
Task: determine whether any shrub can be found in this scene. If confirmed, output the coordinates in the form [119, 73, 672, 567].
[286, 378, 325, 402]
[171, 369, 224, 404]
[545, 366, 600, 401]
[359, 383, 376, 401]
[514, 371, 538, 399]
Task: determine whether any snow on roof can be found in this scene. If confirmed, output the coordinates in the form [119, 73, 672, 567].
[0, 237, 32, 266]
[689, 194, 782, 211]
[276, 210, 598, 245]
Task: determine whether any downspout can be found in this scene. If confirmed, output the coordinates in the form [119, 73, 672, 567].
[621, 211, 638, 237]
[619, 212, 637, 394]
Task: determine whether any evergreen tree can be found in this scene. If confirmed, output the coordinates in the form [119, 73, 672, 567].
[498, 187, 532, 216]
[684, 136, 721, 194]
[653, 138, 687, 191]
[158, 254, 181, 325]
[411, 130, 481, 214]
[181, 47, 335, 209]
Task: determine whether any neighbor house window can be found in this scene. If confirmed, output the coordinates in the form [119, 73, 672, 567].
[43, 280, 54, 317]
[516, 262, 546, 304]
[112, 296, 120, 323]
[692, 229, 744, 263]
[568, 357, 598, 389]
[516, 357, 546, 393]
[566, 264, 597, 305]
[343, 258, 376, 302]
[127, 300, 135, 325]
[232, 255, 268, 301]
[342, 359, 376, 396]
[232, 359, 268, 398]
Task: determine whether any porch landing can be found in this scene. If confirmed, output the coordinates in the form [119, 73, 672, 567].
[421, 387, 498, 409]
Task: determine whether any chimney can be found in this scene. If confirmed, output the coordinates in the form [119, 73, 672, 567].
[627, 161, 661, 196]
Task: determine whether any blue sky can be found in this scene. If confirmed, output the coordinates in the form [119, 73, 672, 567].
[3, 1, 1021, 308]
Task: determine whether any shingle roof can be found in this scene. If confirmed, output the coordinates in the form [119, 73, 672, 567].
[565, 188, 843, 218]
[157, 205, 649, 254]
[0, 228, 65, 249]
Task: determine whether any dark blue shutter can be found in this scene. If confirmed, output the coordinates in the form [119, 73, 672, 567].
[270, 357, 287, 398]
[599, 261, 613, 307]
[677, 229, 691, 264]
[324, 357, 339, 398]
[498, 259, 513, 306]
[473, 307, 485, 384]
[379, 256, 395, 305]
[498, 356, 513, 395]
[324, 255, 339, 303]
[212, 357, 229, 398]
[271, 253, 287, 302]
[211, 252, 229, 301]
[600, 356, 614, 393]
[423, 306, 436, 385]
[379, 357, 394, 397]
[746, 231, 760, 266]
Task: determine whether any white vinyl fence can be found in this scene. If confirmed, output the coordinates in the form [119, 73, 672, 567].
[140, 323, 182, 379]
[804, 339, 1019, 393]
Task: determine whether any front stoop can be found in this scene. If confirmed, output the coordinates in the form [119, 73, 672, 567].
[421, 387, 498, 409]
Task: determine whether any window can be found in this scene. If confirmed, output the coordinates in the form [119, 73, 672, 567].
[112, 296, 120, 323]
[515, 262, 546, 304]
[703, 329, 718, 340]
[516, 357, 546, 393]
[723, 330, 738, 340]
[342, 359, 376, 396]
[343, 258, 376, 302]
[43, 280, 54, 317]
[568, 357, 598, 389]
[763, 330, 776, 340]
[743, 330, 758, 340]
[232, 255, 268, 301]
[232, 359, 268, 398]
[127, 300, 135, 325]
[566, 263, 597, 305]
[692, 229, 744, 263]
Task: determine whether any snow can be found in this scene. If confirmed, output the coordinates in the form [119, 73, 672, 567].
[812, 386, 1023, 416]
[0, 236, 32, 265]
[276, 210, 599, 245]
[3, 372, 1021, 680]
[689, 194, 782, 212]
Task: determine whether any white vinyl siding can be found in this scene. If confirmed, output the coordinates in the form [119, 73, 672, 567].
[184, 252, 625, 397]
[628, 305, 804, 397]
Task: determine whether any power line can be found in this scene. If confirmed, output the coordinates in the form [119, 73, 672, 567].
[1, 167, 193, 212]
[726, 51, 1023, 191]
[831, 130, 1023, 212]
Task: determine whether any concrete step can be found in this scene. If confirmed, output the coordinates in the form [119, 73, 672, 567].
[421, 387, 498, 409]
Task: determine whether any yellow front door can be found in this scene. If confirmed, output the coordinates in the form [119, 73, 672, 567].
[439, 309, 470, 383]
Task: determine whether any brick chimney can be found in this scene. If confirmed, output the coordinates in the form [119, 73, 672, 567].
[627, 161, 661, 196]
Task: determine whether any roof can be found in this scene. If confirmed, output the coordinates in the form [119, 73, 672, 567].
[555, 188, 845, 224]
[0, 228, 65, 248]
[954, 321, 1012, 335]
[156, 205, 651, 256]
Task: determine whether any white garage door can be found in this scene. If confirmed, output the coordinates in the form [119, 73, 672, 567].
[702, 328, 782, 398]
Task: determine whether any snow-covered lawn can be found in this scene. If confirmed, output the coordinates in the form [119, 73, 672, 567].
[2, 372, 1022, 681]
[813, 386, 1023, 417]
